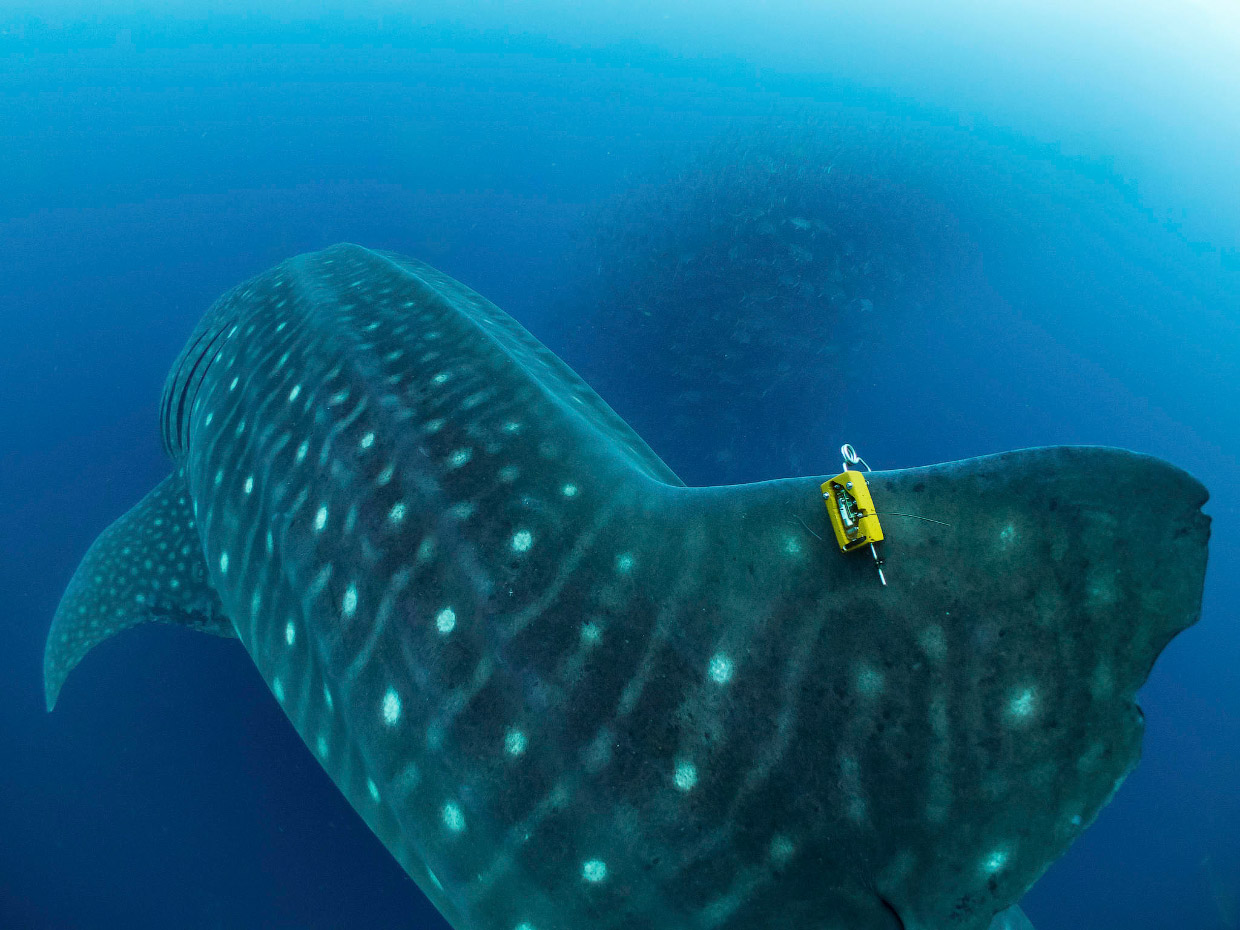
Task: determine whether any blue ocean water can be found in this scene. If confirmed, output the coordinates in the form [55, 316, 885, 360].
[1, 5, 1237, 929]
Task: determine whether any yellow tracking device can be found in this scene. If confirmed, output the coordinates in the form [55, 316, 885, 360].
[822, 470, 885, 553]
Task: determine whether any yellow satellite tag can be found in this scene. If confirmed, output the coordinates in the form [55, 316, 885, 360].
[822, 470, 885, 553]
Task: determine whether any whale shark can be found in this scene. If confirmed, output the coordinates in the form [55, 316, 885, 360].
[45, 244, 1209, 930]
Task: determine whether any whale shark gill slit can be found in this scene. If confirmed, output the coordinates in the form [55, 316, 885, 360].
[162, 314, 237, 456]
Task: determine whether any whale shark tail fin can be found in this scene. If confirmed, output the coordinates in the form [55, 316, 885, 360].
[44, 469, 232, 711]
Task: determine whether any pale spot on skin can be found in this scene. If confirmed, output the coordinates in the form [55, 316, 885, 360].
[917, 625, 947, 662]
[708, 653, 733, 685]
[855, 664, 885, 697]
[769, 834, 795, 865]
[382, 688, 402, 725]
[999, 523, 1017, 547]
[416, 537, 436, 563]
[1087, 571, 1119, 608]
[584, 729, 613, 772]
[673, 760, 698, 792]
[316, 734, 329, 758]
[511, 530, 533, 553]
[219, 552, 229, 574]
[272, 677, 285, 702]
[1090, 661, 1114, 699]
[295, 440, 309, 463]
[314, 506, 329, 532]
[389, 502, 407, 524]
[360, 431, 375, 450]
[616, 552, 635, 573]
[449, 448, 473, 468]
[582, 859, 607, 883]
[840, 754, 860, 781]
[436, 607, 456, 634]
[367, 779, 380, 802]
[562, 483, 579, 498]
[982, 847, 1010, 875]
[285, 621, 296, 646]
[426, 722, 444, 751]
[442, 801, 466, 833]
[342, 584, 358, 618]
[505, 728, 527, 757]
[288, 384, 301, 402]
[581, 622, 602, 645]
[244, 476, 254, 495]
[1007, 686, 1038, 722]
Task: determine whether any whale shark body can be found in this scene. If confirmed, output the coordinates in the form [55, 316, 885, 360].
[46, 244, 1209, 930]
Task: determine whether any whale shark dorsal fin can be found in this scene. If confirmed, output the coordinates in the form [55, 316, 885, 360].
[43, 469, 232, 710]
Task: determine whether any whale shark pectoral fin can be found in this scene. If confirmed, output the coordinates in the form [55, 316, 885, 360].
[43, 469, 232, 711]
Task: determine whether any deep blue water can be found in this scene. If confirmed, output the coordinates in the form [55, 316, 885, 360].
[2, 8, 1238, 930]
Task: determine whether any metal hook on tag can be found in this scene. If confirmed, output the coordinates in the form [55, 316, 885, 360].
[840, 443, 871, 473]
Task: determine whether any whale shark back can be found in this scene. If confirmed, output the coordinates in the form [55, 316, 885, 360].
[45, 245, 1210, 930]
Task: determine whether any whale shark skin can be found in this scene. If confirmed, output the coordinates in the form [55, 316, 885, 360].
[45, 244, 1210, 930]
